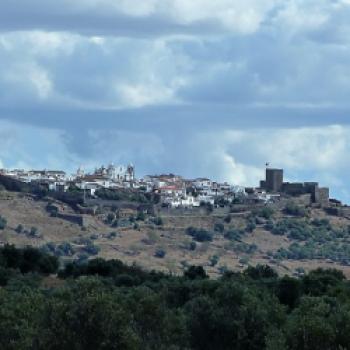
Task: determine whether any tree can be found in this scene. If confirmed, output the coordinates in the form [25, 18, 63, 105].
[186, 227, 213, 242]
[277, 276, 301, 309]
[29, 227, 38, 237]
[0, 216, 7, 230]
[155, 249, 166, 258]
[209, 255, 219, 267]
[15, 224, 23, 234]
[284, 297, 336, 350]
[214, 223, 224, 233]
[184, 266, 208, 280]
[244, 265, 278, 280]
[154, 217, 163, 226]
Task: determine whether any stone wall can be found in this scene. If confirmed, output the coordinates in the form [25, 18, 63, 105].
[56, 213, 93, 227]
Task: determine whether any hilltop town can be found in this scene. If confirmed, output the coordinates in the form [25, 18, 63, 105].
[0, 163, 336, 208]
[0, 164, 350, 277]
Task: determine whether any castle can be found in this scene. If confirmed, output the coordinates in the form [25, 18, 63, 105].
[260, 168, 329, 206]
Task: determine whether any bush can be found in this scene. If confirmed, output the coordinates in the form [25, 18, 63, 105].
[136, 211, 146, 221]
[55, 242, 75, 257]
[189, 241, 197, 251]
[214, 223, 224, 233]
[0, 216, 7, 230]
[254, 207, 275, 219]
[244, 264, 278, 279]
[186, 227, 213, 242]
[209, 255, 219, 267]
[184, 265, 208, 280]
[15, 224, 24, 234]
[107, 213, 116, 224]
[154, 249, 166, 258]
[224, 215, 232, 224]
[108, 232, 117, 239]
[154, 217, 163, 226]
[285, 202, 308, 217]
[83, 244, 100, 256]
[224, 229, 243, 241]
[246, 222, 256, 233]
[29, 227, 39, 237]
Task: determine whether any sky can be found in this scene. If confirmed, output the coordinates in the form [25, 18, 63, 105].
[0, 0, 350, 202]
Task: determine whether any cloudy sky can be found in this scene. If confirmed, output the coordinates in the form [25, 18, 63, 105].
[0, 0, 350, 201]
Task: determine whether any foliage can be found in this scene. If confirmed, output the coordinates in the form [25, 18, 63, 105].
[214, 223, 224, 233]
[224, 229, 244, 241]
[0, 246, 349, 349]
[106, 212, 116, 224]
[209, 255, 220, 267]
[245, 222, 256, 233]
[29, 227, 39, 237]
[189, 241, 197, 251]
[155, 248, 166, 258]
[95, 188, 153, 203]
[0, 244, 58, 275]
[0, 215, 7, 230]
[285, 201, 308, 217]
[15, 224, 24, 233]
[186, 227, 213, 242]
[224, 215, 232, 224]
[244, 264, 278, 280]
[154, 217, 163, 226]
[254, 207, 275, 220]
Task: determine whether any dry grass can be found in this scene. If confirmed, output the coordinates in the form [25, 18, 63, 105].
[1, 191, 350, 277]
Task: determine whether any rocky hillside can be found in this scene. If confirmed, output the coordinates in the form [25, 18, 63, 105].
[1, 190, 350, 277]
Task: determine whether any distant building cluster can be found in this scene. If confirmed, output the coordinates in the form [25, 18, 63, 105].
[0, 164, 330, 208]
[0, 164, 246, 208]
[142, 174, 245, 208]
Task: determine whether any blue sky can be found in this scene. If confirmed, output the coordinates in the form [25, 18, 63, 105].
[0, 0, 350, 202]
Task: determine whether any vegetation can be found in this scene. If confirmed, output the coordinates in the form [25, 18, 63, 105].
[224, 229, 244, 241]
[15, 224, 24, 233]
[0, 246, 349, 349]
[254, 206, 275, 220]
[153, 217, 163, 226]
[95, 188, 155, 203]
[154, 248, 166, 258]
[285, 201, 308, 217]
[0, 215, 7, 230]
[214, 222, 225, 233]
[265, 217, 350, 264]
[186, 227, 213, 242]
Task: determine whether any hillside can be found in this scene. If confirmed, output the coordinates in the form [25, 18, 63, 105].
[1, 190, 350, 277]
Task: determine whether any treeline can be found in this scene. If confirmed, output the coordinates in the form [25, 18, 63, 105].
[1, 245, 350, 349]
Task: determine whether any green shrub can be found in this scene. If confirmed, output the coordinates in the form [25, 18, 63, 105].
[186, 227, 213, 242]
[214, 223, 224, 233]
[29, 227, 39, 237]
[285, 202, 308, 217]
[209, 255, 219, 267]
[224, 215, 232, 224]
[154, 217, 163, 226]
[0, 216, 7, 230]
[154, 249, 166, 258]
[224, 229, 243, 241]
[15, 224, 23, 234]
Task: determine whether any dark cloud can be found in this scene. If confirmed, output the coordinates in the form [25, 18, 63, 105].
[0, 0, 350, 203]
[0, 0, 225, 38]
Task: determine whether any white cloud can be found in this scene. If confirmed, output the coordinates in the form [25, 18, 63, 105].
[188, 124, 350, 201]
[0, 120, 77, 171]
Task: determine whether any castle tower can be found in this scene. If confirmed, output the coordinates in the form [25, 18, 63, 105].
[265, 168, 283, 192]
